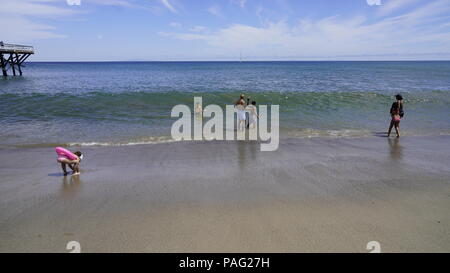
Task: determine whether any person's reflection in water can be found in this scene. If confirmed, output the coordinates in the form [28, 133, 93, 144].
[61, 175, 82, 199]
[388, 137, 402, 160]
[237, 140, 258, 174]
[237, 141, 247, 173]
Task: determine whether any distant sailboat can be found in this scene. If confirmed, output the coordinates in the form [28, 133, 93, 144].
[239, 51, 243, 63]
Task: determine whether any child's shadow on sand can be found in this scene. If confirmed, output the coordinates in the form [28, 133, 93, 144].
[48, 173, 67, 177]
[48, 169, 94, 177]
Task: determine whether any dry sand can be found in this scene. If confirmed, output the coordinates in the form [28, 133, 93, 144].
[0, 136, 449, 252]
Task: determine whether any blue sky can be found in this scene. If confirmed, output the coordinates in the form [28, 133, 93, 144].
[1, 0, 450, 61]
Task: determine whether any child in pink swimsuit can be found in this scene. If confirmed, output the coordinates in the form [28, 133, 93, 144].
[57, 150, 82, 176]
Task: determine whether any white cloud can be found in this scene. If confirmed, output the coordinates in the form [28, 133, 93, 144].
[377, 0, 420, 16]
[169, 22, 181, 27]
[161, 0, 450, 59]
[0, 0, 77, 16]
[0, 0, 146, 43]
[189, 26, 208, 32]
[0, 0, 76, 42]
[208, 6, 223, 18]
[88, 0, 134, 7]
[232, 0, 247, 8]
[160, 0, 177, 13]
[0, 15, 67, 42]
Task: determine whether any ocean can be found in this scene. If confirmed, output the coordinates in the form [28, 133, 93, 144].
[1, 61, 450, 147]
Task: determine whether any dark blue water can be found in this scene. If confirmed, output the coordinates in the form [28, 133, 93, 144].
[1, 61, 450, 146]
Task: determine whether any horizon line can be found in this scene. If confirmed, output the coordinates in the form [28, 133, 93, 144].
[28, 59, 450, 63]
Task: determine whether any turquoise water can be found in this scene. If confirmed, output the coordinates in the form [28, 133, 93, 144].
[1, 61, 450, 146]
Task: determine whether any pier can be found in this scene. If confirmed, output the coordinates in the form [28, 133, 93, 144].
[0, 42, 34, 76]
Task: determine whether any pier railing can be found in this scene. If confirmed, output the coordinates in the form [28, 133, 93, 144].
[0, 43, 35, 54]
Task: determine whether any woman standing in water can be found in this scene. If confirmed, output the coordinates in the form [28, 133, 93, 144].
[235, 94, 247, 131]
[246, 101, 259, 129]
[388, 94, 404, 138]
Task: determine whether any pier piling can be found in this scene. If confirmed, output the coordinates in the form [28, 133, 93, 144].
[0, 42, 34, 77]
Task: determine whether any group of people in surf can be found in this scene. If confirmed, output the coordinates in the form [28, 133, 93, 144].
[55, 93, 404, 176]
[233, 93, 404, 137]
[234, 94, 259, 131]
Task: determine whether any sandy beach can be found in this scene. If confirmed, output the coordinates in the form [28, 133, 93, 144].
[0, 135, 449, 252]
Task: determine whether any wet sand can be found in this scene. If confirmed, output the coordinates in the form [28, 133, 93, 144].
[0, 136, 449, 252]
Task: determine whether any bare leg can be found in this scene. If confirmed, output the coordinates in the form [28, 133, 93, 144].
[387, 120, 394, 137]
[395, 122, 400, 138]
[61, 163, 68, 176]
[72, 163, 80, 175]
[246, 115, 250, 129]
